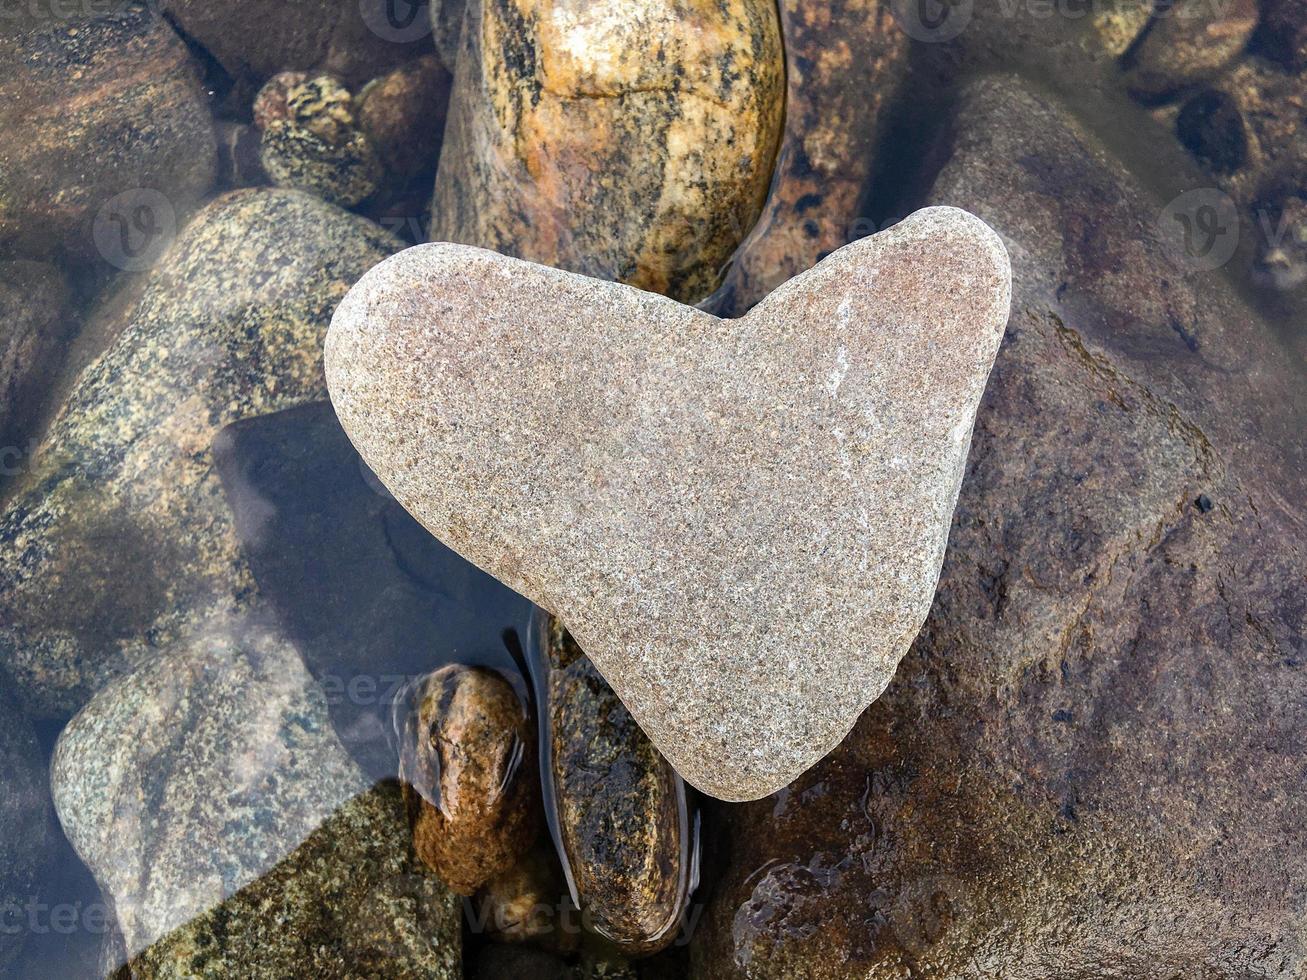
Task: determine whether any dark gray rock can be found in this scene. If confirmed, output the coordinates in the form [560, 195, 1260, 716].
[0, 689, 55, 974]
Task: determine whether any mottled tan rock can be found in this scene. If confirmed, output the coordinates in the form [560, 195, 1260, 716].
[692, 74, 1307, 979]
[257, 73, 384, 208]
[0, 6, 215, 261]
[431, 0, 785, 303]
[541, 616, 691, 955]
[0, 189, 399, 718]
[357, 54, 452, 179]
[400, 664, 541, 895]
[711, 0, 909, 315]
[325, 206, 1012, 800]
[1125, 0, 1258, 98]
[1089, 0, 1154, 57]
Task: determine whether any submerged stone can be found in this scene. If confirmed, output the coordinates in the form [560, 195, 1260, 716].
[51, 612, 461, 977]
[256, 73, 384, 208]
[539, 616, 694, 956]
[0, 6, 216, 262]
[0, 188, 399, 718]
[401, 664, 541, 896]
[691, 74, 1307, 978]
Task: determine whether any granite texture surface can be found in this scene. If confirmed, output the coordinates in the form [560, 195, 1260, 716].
[326, 206, 1010, 801]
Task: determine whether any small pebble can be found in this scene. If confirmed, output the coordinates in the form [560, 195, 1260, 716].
[256, 73, 382, 208]
[401, 664, 541, 896]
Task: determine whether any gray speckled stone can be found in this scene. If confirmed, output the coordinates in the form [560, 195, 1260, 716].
[325, 206, 1011, 801]
[51, 610, 460, 976]
[0, 188, 399, 718]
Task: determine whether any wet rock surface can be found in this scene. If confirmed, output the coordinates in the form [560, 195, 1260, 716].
[0, 5, 216, 262]
[357, 54, 452, 180]
[539, 617, 692, 956]
[50, 613, 369, 959]
[401, 664, 541, 895]
[473, 845, 579, 951]
[0, 690, 55, 974]
[256, 73, 384, 208]
[213, 400, 534, 780]
[710, 0, 909, 315]
[431, 0, 785, 303]
[0, 261, 72, 450]
[1124, 0, 1259, 98]
[0, 188, 399, 718]
[161, 0, 429, 88]
[51, 614, 461, 977]
[692, 74, 1307, 978]
[325, 208, 1011, 801]
[115, 787, 462, 978]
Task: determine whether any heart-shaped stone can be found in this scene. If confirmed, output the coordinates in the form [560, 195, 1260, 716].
[325, 206, 1011, 801]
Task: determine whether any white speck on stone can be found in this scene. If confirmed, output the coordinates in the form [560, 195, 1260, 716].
[826, 345, 850, 397]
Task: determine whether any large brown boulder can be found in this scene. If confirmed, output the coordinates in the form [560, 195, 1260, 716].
[692, 74, 1307, 978]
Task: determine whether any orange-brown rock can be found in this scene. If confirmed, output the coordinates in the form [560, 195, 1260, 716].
[402, 665, 541, 895]
[357, 54, 452, 179]
[431, 0, 784, 303]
